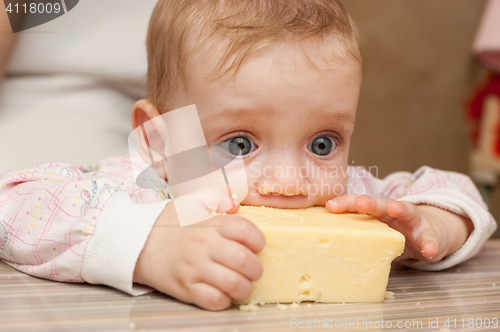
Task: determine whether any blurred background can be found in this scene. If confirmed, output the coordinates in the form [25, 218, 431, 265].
[344, 0, 500, 234]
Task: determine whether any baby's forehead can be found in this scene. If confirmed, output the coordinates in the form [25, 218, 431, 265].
[185, 39, 360, 132]
[186, 35, 362, 88]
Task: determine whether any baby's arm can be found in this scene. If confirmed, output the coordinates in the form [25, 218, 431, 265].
[0, 156, 265, 309]
[0, 155, 168, 294]
[326, 166, 496, 270]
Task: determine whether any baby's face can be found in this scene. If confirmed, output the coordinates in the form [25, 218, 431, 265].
[175, 41, 361, 208]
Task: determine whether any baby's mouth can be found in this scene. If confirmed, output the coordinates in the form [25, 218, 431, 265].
[241, 192, 319, 209]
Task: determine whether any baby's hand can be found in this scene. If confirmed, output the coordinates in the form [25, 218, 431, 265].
[325, 195, 473, 262]
[133, 188, 265, 310]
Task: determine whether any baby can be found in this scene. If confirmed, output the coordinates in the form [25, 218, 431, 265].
[0, 0, 496, 311]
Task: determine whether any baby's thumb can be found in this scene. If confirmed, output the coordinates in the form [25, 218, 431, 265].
[188, 186, 239, 214]
[203, 186, 239, 214]
[218, 193, 240, 214]
[420, 232, 439, 259]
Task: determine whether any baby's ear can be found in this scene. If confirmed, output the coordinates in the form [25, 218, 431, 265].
[131, 99, 161, 130]
[131, 100, 168, 178]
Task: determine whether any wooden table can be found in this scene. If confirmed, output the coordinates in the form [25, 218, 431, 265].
[1, 240, 500, 332]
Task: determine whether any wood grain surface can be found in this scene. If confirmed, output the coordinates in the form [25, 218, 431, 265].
[1, 240, 500, 332]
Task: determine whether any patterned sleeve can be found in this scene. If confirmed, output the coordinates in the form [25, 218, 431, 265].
[347, 165, 497, 270]
[0, 155, 169, 295]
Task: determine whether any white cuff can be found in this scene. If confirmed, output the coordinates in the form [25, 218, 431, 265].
[396, 189, 496, 271]
[82, 191, 170, 295]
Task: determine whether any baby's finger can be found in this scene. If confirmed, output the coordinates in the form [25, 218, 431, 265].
[217, 216, 266, 253]
[420, 231, 439, 260]
[353, 195, 395, 223]
[192, 186, 237, 214]
[217, 194, 240, 214]
[201, 263, 253, 301]
[325, 194, 359, 213]
[173, 187, 236, 226]
[211, 239, 263, 281]
[386, 201, 421, 226]
[188, 282, 232, 310]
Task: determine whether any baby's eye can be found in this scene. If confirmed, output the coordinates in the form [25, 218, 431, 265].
[308, 136, 336, 156]
[226, 136, 255, 156]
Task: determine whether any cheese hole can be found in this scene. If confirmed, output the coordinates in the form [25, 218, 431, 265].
[318, 238, 330, 250]
[300, 273, 311, 285]
[299, 289, 311, 297]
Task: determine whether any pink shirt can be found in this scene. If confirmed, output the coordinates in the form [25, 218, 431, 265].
[0, 155, 496, 294]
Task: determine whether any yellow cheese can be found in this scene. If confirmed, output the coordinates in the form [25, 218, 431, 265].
[236, 205, 405, 304]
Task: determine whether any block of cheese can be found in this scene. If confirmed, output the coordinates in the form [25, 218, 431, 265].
[235, 205, 405, 304]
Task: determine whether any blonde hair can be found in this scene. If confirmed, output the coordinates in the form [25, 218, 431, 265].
[147, 0, 360, 112]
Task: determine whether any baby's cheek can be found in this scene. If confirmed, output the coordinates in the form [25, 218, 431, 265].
[310, 161, 349, 196]
[310, 175, 348, 205]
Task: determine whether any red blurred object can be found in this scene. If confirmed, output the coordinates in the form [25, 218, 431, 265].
[467, 72, 500, 155]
